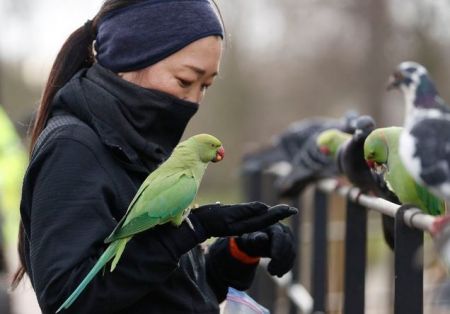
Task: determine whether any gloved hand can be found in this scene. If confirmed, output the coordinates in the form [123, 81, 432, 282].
[189, 202, 297, 242]
[234, 223, 296, 277]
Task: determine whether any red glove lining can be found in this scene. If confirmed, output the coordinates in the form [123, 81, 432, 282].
[228, 237, 260, 265]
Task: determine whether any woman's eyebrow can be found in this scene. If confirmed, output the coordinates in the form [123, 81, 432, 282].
[184, 64, 218, 77]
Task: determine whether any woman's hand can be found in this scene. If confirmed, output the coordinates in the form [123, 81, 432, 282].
[189, 202, 297, 241]
[234, 223, 296, 277]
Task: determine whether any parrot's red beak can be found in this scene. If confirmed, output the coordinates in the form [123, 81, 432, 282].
[366, 160, 375, 169]
[213, 146, 225, 163]
[319, 146, 330, 155]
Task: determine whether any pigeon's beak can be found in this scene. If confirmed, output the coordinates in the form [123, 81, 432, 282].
[319, 146, 330, 155]
[366, 160, 375, 169]
[386, 73, 401, 91]
[213, 146, 225, 163]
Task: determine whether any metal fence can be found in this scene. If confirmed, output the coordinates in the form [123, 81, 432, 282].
[242, 161, 438, 314]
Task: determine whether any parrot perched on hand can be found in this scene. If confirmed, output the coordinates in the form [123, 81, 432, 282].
[388, 61, 450, 202]
[57, 134, 225, 312]
[364, 127, 445, 216]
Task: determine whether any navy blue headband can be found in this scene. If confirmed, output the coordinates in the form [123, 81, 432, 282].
[94, 0, 224, 73]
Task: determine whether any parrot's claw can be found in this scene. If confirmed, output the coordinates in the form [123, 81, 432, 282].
[186, 217, 196, 231]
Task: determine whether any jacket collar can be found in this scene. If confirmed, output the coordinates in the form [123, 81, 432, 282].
[53, 63, 198, 169]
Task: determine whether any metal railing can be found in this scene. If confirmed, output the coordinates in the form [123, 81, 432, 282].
[242, 162, 438, 314]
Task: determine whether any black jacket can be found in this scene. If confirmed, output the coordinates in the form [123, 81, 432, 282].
[20, 64, 257, 314]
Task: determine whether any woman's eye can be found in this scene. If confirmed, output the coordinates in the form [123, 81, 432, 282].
[177, 78, 192, 88]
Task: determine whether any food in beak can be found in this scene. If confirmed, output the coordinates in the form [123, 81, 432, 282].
[213, 146, 225, 162]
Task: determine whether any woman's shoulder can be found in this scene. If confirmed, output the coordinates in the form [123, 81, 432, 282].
[32, 114, 106, 162]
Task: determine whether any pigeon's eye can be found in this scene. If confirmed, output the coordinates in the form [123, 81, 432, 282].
[394, 72, 403, 81]
[404, 77, 413, 86]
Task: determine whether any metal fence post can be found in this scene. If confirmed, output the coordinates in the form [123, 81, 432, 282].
[289, 195, 301, 314]
[241, 160, 263, 203]
[343, 199, 367, 314]
[245, 170, 279, 312]
[311, 189, 328, 313]
[241, 160, 268, 308]
[394, 206, 423, 314]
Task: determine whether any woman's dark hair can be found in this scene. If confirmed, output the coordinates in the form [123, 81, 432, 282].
[12, 0, 146, 289]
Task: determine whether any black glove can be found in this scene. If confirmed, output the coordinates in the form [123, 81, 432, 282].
[189, 202, 298, 242]
[234, 223, 296, 277]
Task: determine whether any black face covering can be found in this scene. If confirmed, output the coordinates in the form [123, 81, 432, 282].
[52, 63, 199, 168]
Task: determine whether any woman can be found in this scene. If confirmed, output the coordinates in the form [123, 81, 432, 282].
[14, 1, 297, 313]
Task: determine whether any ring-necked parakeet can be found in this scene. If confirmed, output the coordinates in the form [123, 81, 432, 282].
[317, 117, 400, 249]
[364, 127, 445, 216]
[276, 111, 359, 197]
[57, 133, 224, 312]
[317, 116, 396, 197]
[388, 61, 450, 202]
[317, 116, 379, 191]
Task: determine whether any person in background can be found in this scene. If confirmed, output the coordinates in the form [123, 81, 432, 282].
[13, 1, 297, 313]
[0, 106, 27, 314]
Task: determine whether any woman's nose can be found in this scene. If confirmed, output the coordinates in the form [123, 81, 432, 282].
[184, 87, 203, 104]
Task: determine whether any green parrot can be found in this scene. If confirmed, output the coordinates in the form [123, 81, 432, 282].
[57, 133, 225, 312]
[316, 129, 351, 157]
[364, 127, 445, 216]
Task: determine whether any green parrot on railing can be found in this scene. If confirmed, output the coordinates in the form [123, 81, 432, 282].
[364, 127, 445, 216]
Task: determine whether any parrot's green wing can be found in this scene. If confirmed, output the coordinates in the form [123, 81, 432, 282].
[414, 182, 445, 216]
[105, 171, 197, 243]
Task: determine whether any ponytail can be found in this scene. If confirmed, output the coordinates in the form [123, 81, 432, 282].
[29, 20, 96, 151]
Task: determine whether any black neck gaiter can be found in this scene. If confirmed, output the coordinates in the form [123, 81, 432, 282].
[52, 63, 199, 167]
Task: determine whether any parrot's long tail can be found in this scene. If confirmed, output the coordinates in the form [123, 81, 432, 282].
[56, 241, 120, 313]
[110, 238, 130, 272]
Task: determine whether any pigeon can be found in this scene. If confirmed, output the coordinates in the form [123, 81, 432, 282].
[388, 61, 450, 203]
[275, 111, 359, 197]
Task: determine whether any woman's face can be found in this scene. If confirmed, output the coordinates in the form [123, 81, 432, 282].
[118, 36, 223, 104]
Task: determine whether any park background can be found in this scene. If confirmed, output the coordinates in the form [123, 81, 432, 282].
[1, 0, 450, 313]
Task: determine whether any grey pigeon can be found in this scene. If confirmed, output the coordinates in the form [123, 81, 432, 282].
[275, 111, 359, 197]
[388, 61, 450, 202]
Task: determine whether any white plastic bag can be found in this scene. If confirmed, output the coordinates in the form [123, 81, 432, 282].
[222, 287, 270, 314]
